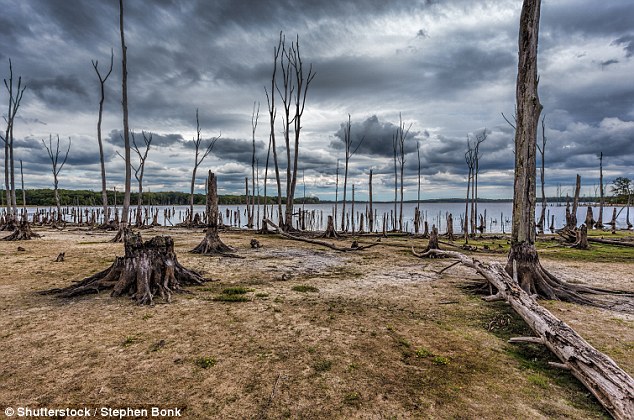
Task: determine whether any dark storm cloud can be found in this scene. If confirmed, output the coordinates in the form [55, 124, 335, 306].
[612, 34, 634, 58]
[329, 115, 419, 157]
[1, 0, 633, 197]
[210, 138, 267, 164]
[28, 75, 89, 108]
[105, 130, 185, 148]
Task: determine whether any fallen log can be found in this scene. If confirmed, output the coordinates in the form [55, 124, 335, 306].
[263, 219, 379, 252]
[412, 247, 634, 419]
[588, 237, 634, 248]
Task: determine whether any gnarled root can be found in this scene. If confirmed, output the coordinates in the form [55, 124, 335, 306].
[42, 232, 206, 304]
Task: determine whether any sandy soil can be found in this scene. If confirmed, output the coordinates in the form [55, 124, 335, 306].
[0, 226, 632, 419]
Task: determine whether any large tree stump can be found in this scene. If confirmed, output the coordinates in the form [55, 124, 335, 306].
[2, 221, 40, 241]
[43, 231, 205, 304]
[191, 171, 233, 254]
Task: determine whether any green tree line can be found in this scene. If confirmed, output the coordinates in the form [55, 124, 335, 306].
[1, 188, 320, 207]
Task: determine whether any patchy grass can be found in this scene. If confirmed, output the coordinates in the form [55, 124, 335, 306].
[0, 226, 630, 419]
[194, 356, 217, 369]
[213, 293, 251, 302]
[291, 285, 319, 293]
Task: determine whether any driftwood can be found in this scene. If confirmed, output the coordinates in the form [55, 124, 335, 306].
[412, 247, 634, 419]
[264, 219, 378, 252]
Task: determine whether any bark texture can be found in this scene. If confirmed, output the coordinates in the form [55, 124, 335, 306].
[43, 231, 205, 304]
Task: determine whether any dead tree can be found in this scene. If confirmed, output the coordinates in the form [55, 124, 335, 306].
[472, 129, 487, 235]
[322, 215, 338, 238]
[536, 115, 547, 233]
[396, 114, 411, 233]
[43, 232, 205, 304]
[568, 174, 581, 229]
[595, 152, 604, 229]
[191, 171, 233, 254]
[188, 109, 220, 225]
[2, 219, 40, 241]
[264, 33, 284, 228]
[115, 0, 132, 242]
[248, 101, 260, 229]
[415, 140, 422, 234]
[339, 115, 364, 232]
[92, 50, 114, 225]
[277, 34, 315, 231]
[368, 169, 374, 232]
[2, 59, 26, 223]
[464, 141, 475, 242]
[499, 0, 631, 306]
[131, 131, 152, 226]
[42, 135, 71, 222]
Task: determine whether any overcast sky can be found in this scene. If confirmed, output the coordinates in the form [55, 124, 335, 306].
[1, 0, 633, 201]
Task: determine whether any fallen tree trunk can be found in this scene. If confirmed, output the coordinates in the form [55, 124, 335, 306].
[412, 248, 634, 419]
[264, 218, 378, 252]
[588, 237, 634, 248]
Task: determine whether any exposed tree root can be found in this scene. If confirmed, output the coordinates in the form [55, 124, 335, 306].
[42, 231, 206, 304]
[265, 219, 378, 252]
[412, 247, 634, 419]
[2, 221, 40, 241]
[190, 230, 236, 256]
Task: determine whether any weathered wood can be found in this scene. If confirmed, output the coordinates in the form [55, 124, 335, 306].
[265, 218, 378, 252]
[415, 248, 634, 420]
[508, 336, 544, 345]
[43, 231, 206, 304]
[192, 171, 233, 254]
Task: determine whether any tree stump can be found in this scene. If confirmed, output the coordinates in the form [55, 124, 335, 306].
[584, 206, 595, 229]
[424, 225, 440, 252]
[572, 224, 589, 249]
[2, 221, 40, 241]
[322, 215, 338, 238]
[446, 214, 454, 241]
[191, 171, 233, 254]
[43, 231, 205, 304]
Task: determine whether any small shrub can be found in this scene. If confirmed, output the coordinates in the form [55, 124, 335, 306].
[432, 356, 450, 366]
[313, 359, 332, 372]
[415, 347, 432, 358]
[121, 336, 137, 347]
[292, 285, 319, 293]
[195, 356, 217, 369]
[344, 391, 361, 405]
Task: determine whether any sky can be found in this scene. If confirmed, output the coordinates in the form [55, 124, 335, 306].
[1, 0, 633, 201]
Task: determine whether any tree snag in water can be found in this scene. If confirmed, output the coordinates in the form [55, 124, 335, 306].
[191, 171, 233, 254]
[43, 231, 205, 304]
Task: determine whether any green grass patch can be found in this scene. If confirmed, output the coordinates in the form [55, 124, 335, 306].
[194, 356, 217, 369]
[313, 359, 332, 372]
[415, 347, 432, 358]
[221, 286, 254, 295]
[432, 356, 450, 365]
[292, 285, 319, 293]
[213, 294, 250, 302]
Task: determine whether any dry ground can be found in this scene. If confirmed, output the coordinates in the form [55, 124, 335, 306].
[0, 226, 633, 419]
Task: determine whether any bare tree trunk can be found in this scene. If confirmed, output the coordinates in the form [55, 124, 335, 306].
[92, 50, 114, 225]
[192, 171, 233, 254]
[265, 34, 284, 228]
[568, 174, 581, 229]
[368, 169, 373, 232]
[42, 135, 71, 223]
[19, 159, 25, 215]
[537, 116, 547, 233]
[119, 0, 131, 234]
[595, 152, 604, 229]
